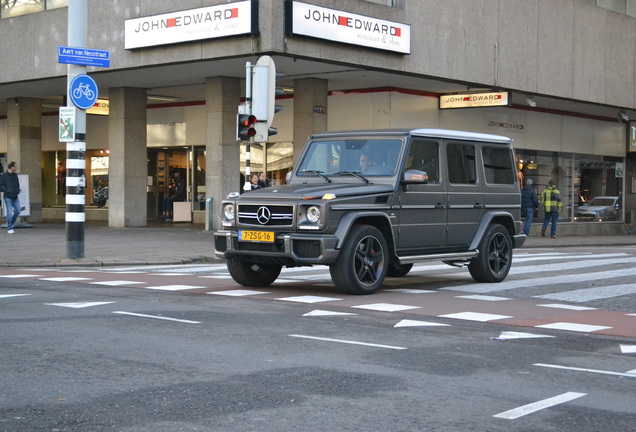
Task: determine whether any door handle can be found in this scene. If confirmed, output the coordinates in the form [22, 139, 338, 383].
[435, 203, 446, 210]
[473, 203, 484, 209]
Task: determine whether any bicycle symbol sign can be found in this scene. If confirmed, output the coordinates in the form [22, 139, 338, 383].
[69, 74, 98, 110]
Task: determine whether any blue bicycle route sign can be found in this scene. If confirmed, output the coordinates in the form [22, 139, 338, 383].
[69, 74, 98, 110]
[58, 46, 110, 68]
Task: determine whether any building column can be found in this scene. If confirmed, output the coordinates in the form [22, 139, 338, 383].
[7, 97, 43, 222]
[292, 78, 328, 166]
[206, 77, 241, 230]
[108, 87, 147, 227]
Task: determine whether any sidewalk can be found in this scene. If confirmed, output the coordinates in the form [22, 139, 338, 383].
[0, 222, 635, 267]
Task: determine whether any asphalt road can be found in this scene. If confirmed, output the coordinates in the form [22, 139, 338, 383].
[1, 262, 635, 432]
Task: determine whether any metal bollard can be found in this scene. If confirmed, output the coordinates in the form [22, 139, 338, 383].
[205, 197, 214, 231]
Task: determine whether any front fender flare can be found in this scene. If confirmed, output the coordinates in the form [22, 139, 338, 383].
[333, 212, 395, 251]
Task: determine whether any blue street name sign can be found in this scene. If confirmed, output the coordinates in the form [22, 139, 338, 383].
[69, 74, 99, 110]
[58, 46, 110, 68]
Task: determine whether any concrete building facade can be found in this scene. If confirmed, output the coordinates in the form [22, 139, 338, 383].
[1, 0, 635, 235]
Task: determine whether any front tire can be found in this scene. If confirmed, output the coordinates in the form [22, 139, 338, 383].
[468, 224, 512, 283]
[226, 256, 282, 287]
[330, 225, 389, 295]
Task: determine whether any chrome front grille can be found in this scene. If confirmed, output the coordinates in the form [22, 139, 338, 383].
[238, 204, 294, 226]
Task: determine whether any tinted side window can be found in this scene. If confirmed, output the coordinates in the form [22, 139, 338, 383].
[406, 138, 440, 183]
[446, 142, 476, 184]
[482, 146, 515, 184]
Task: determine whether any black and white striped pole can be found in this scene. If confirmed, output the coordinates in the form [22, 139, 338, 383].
[65, 0, 88, 259]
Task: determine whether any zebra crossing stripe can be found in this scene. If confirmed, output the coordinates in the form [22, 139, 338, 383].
[534, 283, 636, 303]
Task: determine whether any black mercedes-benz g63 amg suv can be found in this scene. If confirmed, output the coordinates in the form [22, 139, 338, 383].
[215, 128, 525, 294]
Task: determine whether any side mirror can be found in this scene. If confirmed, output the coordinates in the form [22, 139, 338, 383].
[402, 169, 429, 184]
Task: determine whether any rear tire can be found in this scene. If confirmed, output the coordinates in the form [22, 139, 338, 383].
[386, 263, 413, 277]
[226, 256, 282, 287]
[330, 225, 388, 295]
[468, 224, 512, 283]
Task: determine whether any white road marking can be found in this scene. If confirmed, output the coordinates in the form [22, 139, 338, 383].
[0, 294, 31, 299]
[534, 283, 636, 303]
[112, 311, 201, 324]
[456, 295, 511, 301]
[0, 274, 39, 278]
[394, 319, 450, 328]
[144, 284, 205, 291]
[534, 363, 636, 378]
[208, 289, 269, 296]
[439, 312, 512, 322]
[535, 322, 612, 333]
[289, 334, 407, 350]
[89, 280, 144, 286]
[385, 288, 436, 294]
[443, 265, 636, 294]
[277, 295, 342, 303]
[352, 303, 420, 312]
[620, 344, 636, 354]
[538, 304, 596, 311]
[493, 392, 586, 419]
[492, 331, 555, 340]
[46, 301, 115, 308]
[303, 310, 357, 317]
[39, 277, 93, 282]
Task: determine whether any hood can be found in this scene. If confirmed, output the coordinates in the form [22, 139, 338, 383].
[240, 182, 395, 200]
[577, 205, 610, 213]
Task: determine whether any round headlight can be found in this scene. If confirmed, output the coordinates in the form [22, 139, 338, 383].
[223, 204, 235, 221]
[306, 206, 321, 223]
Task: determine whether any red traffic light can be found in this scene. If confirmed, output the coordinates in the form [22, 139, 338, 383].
[237, 114, 257, 140]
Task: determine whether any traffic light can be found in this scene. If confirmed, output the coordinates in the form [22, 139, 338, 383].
[251, 55, 284, 142]
[237, 113, 257, 141]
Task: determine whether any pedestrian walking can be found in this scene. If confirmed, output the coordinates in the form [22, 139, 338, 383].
[541, 179, 562, 239]
[0, 161, 21, 234]
[521, 178, 539, 235]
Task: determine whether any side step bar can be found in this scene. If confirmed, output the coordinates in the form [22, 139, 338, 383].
[396, 251, 478, 265]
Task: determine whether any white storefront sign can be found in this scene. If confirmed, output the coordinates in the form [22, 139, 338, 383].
[288, 1, 410, 54]
[440, 92, 510, 109]
[124, 1, 255, 49]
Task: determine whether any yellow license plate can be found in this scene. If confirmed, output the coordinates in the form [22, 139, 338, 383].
[239, 230, 275, 242]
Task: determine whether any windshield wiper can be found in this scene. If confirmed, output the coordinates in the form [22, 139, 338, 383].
[299, 170, 331, 183]
[334, 171, 369, 183]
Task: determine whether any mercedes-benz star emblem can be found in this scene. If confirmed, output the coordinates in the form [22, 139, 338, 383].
[256, 206, 271, 224]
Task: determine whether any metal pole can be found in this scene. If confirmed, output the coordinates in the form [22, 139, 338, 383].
[66, 0, 87, 259]
[244, 62, 253, 192]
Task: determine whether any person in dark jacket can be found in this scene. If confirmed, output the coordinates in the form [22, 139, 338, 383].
[0, 161, 21, 234]
[520, 178, 539, 235]
[161, 170, 187, 220]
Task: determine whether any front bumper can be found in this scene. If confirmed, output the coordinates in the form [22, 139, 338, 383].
[214, 230, 340, 265]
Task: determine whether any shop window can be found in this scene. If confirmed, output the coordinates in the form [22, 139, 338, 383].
[2, 0, 44, 18]
[516, 150, 624, 223]
[90, 152, 109, 207]
[1, 0, 67, 18]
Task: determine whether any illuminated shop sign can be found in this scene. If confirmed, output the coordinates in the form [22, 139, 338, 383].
[124, 1, 256, 49]
[287, 1, 410, 54]
[87, 99, 109, 116]
[440, 92, 510, 109]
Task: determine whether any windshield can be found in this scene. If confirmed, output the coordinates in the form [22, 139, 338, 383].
[296, 138, 404, 178]
[588, 197, 617, 207]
